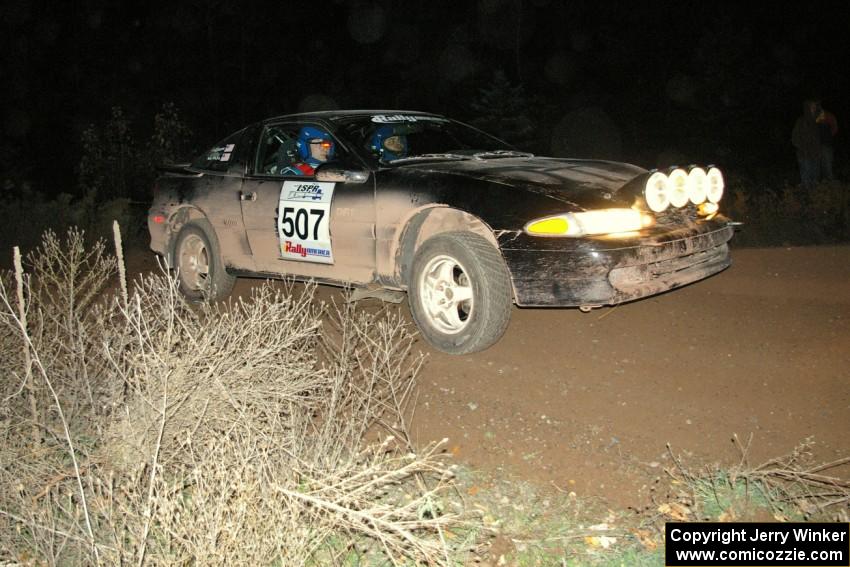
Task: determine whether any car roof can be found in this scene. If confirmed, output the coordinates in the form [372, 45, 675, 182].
[261, 110, 445, 123]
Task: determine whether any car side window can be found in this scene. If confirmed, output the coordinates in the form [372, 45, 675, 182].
[191, 128, 247, 174]
[256, 124, 301, 175]
[255, 123, 346, 177]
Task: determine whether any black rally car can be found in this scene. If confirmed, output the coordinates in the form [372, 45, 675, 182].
[148, 110, 733, 354]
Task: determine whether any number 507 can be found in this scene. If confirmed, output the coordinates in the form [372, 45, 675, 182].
[281, 207, 325, 240]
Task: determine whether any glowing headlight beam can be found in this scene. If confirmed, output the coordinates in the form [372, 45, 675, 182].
[524, 209, 654, 237]
[644, 171, 670, 212]
[687, 167, 707, 205]
[707, 167, 725, 203]
[697, 202, 719, 218]
[668, 168, 689, 208]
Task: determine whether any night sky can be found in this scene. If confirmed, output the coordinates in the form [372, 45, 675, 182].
[2, 0, 848, 196]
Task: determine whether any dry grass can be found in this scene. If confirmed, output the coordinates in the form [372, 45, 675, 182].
[0, 228, 473, 566]
[663, 435, 850, 523]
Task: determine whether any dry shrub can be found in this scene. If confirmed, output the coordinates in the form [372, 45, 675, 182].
[727, 179, 850, 246]
[26, 229, 118, 427]
[102, 275, 328, 471]
[664, 435, 850, 523]
[1, 228, 471, 566]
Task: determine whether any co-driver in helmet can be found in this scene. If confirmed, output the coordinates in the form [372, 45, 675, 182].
[369, 125, 408, 163]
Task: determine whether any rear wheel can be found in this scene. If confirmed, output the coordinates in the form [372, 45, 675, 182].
[173, 222, 235, 301]
[408, 231, 512, 354]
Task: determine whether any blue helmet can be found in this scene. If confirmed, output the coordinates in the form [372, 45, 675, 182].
[369, 125, 408, 162]
[295, 125, 335, 166]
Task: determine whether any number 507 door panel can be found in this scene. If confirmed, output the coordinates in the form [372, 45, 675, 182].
[238, 176, 377, 284]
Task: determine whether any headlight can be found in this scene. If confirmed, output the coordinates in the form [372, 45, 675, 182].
[697, 202, 719, 217]
[668, 168, 689, 208]
[644, 171, 670, 212]
[686, 167, 707, 204]
[524, 208, 654, 237]
[706, 167, 724, 203]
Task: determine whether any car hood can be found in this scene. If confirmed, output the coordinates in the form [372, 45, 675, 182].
[395, 156, 647, 204]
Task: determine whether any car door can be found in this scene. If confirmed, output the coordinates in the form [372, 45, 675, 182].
[239, 121, 377, 283]
[186, 126, 256, 272]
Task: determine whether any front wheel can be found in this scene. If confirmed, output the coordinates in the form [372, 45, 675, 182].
[408, 231, 512, 354]
[173, 222, 236, 302]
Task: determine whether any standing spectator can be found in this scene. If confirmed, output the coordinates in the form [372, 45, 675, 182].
[791, 99, 823, 190]
[816, 103, 839, 181]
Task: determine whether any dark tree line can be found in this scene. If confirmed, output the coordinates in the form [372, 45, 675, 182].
[2, 0, 847, 196]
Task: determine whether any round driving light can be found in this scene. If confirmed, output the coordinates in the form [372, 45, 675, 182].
[668, 168, 689, 208]
[687, 167, 707, 204]
[644, 171, 670, 212]
[706, 167, 725, 203]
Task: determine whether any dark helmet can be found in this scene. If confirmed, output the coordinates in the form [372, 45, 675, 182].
[296, 125, 335, 166]
[369, 125, 408, 162]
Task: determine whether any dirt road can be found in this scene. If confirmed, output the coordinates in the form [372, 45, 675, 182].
[407, 245, 850, 507]
[155, 244, 849, 508]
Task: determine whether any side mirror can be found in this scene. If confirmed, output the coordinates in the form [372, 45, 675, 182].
[315, 162, 369, 184]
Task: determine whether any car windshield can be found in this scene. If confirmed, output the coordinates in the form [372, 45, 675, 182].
[332, 114, 517, 166]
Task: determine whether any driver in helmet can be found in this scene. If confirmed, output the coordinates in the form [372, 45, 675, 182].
[282, 125, 335, 176]
[369, 125, 408, 163]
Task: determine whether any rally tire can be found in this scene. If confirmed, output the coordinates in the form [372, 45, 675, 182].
[408, 231, 512, 355]
[173, 221, 236, 302]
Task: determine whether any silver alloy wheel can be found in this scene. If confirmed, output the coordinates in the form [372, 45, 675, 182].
[177, 233, 210, 290]
[418, 254, 474, 334]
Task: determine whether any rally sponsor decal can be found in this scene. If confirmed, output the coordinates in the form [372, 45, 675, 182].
[206, 143, 235, 162]
[277, 181, 335, 264]
[282, 241, 331, 259]
[371, 114, 449, 124]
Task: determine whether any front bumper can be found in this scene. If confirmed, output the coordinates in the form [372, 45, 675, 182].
[500, 223, 734, 307]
